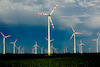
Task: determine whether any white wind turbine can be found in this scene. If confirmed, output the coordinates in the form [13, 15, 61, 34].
[65, 47, 68, 53]
[37, 4, 59, 56]
[63, 49, 66, 54]
[33, 41, 39, 54]
[53, 47, 57, 53]
[50, 43, 54, 54]
[40, 47, 44, 54]
[16, 46, 21, 54]
[0, 32, 11, 54]
[92, 36, 100, 53]
[88, 48, 91, 53]
[10, 39, 17, 54]
[44, 49, 48, 54]
[70, 26, 82, 53]
[79, 40, 85, 54]
[21, 47, 24, 54]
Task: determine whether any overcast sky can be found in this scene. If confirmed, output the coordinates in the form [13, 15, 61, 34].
[0, 0, 100, 54]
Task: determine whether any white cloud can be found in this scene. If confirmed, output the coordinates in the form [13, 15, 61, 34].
[80, 30, 93, 36]
[85, 16, 100, 29]
[64, 0, 75, 3]
[57, 17, 82, 30]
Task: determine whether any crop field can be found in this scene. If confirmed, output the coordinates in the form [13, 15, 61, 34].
[0, 53, 100, 67]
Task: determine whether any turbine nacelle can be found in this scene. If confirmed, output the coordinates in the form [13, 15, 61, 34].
[48, 14, 51, 16]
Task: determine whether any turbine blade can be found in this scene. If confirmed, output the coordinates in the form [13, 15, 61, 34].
[71, 26, 75, 32]
[49, 16, 55, 30]
[5, 35, 11, 38]
[82, 43, 85, 45]
[37, 13, 48, 15]
[97, 35, 100, 39]
[10, 42, 14, 44]
[92, 39, 96, 41]
[70, 33, 74, 40]
[45, 37, 48, 40]
[75, 32, 82, 34]
[77, 43, 80, 46]
[51, 39, 54, 42]
[15, 39, 17, 43]
[50, 3, 59, 15]
[0, 32, 5, 37]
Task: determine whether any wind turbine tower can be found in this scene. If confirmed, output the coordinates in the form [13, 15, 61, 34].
[70, 26, 82, 53]
[0, 32, 11, 54]
[33, 41, 39, 54]
[32, 48, 35, 54]
[10, 39, 17, 54]
[37, 4, 59, 56]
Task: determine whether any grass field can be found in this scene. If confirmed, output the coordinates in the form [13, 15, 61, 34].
[0, 54, 100, 67]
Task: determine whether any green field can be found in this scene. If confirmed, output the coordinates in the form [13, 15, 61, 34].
[0, 56, 100, 67]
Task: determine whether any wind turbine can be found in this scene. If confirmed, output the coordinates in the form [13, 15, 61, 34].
[70, 26, 82, 53]
[65, 47, 68, 53]
[37, 4, 59, 56]
[79, 40, 85, 54]
[33, 41, 39, 54]
[21, 47, 24, 54]
[44, 49, 48, 54]
[50, 43, 54, 54]
[92, 36, 100, 53]
[0, 32, 11, 54]
[40, 47, 44, 54]
[63, 49, 66, 54]
[16, 46, 21, 54]
[88, 48, 91, 53]
[53, 48, 57, 53]
[10, 39, 17, 54]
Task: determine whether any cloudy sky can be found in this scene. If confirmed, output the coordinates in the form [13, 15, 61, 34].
[0, 0, 100, 54]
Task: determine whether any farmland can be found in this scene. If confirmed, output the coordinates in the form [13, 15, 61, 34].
[0, 53, 100, 67]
